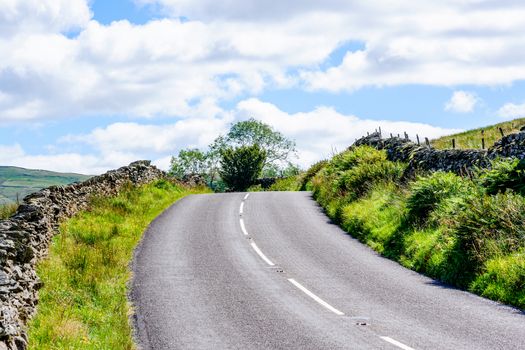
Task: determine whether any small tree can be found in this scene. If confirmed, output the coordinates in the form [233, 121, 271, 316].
[215, 118, 296, 171]
[170, 149, 210, 178]
[219, 145, 266, 191]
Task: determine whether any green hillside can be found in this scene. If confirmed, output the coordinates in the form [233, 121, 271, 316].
[431, 118, 525, 150]
[0, 166, 90, 204]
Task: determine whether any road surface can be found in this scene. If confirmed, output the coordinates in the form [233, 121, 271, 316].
[131, 192, 525, 349]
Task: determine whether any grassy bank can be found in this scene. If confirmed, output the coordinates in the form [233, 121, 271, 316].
[308, 145, 525, 309]
[27, 180, 209, 349]
[431, 117, 525, 150]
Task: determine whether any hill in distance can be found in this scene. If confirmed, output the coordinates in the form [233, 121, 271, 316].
[431, 117, 525, 150]
[0, 166, 91, 204]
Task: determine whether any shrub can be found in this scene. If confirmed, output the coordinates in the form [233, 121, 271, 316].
[406, 172, 474, 225]
[336, 160, 405, 200]
[480, 158, 525, 195]
[330, 146, 386, 172]
[269, 176, 302, 191]
[300, 160, 328, 190]
[219, 145, 266, 191]
[446, 192, 525, 286]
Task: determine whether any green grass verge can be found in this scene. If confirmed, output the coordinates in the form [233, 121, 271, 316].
[311, 145, 525, 309]
[27, 180, 209, 349]
[431, 117, 525, 150]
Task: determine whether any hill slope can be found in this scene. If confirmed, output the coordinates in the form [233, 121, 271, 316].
[431, 117, 525, 150]
[0, 166, 90, 204]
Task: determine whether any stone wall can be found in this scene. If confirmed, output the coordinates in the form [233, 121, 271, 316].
[0, 161, 165, 350]
[352, 130, 525, 176]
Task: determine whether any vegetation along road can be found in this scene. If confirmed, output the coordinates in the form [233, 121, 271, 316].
[131, 191, 525, 350]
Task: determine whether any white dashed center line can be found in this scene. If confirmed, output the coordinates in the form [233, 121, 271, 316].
[244, 193, 250, 200]
[250, 242, 275, 266]
[288, 278, 345, 316]
[380, 337, 415, 350]
[239, 201, 244, 215]
[239, 218, 249, 236]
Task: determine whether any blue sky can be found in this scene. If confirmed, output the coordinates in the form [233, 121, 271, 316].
[1, 0, 525, 173]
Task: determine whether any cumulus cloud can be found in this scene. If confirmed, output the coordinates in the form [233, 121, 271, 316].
[497, 102, 525, 119]
[2, 0, 525, 122]
[234, 99, 461, 167]
[1, 100, 459, 173]
[445, 91, 479, 113]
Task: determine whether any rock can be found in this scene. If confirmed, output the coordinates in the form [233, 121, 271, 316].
[0, 160, 165, 349]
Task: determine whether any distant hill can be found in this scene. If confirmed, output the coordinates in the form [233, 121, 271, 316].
[0, 166, 91, 204]
[431, 117, 525, 150]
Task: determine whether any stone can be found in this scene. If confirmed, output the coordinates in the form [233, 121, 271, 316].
[0, 160, 166, 349]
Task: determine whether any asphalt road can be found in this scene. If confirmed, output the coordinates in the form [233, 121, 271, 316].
[130, 192, 525, 350]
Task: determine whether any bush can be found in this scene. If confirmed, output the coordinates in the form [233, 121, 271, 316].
[336, 160, 405, 200]
[300, 160, 328, 190]
[446, 192, 525, 286]
[269, 176, 302, 191]
[406, 172, 474, 225]
[480, 158, 525, 195]
[219, 145, 266, 191]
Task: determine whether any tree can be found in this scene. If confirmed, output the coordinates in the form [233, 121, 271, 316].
[169, 149, 210, 179]
[216, 118, 296, 170]
[219, 145, 266, 191]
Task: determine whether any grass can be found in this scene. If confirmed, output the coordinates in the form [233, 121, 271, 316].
[310, 145, 525, 309]
[0, 202, 18, 219]
[27, 179, 209, 349]
[431, 117, 525, 150]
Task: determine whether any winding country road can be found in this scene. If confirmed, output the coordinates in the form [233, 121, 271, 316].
[130, 192, 525, 350]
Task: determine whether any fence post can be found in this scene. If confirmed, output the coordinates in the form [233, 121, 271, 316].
[481, 129, 485, 149]
[416, 134, 420, 145]
[452, 138, 456, 149]
[425, 137, 430, 148]
[378, 126, 382, 137]
[499, 127, 505, 138]
[390, 133, 393, 138]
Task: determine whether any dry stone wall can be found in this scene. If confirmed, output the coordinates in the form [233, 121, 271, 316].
[352, 130, 525, 176]
[0, 161, 165, 350]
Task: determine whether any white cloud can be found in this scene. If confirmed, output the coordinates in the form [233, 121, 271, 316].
[234, 99, 460, 167]
[2, 0, 525, 122]
[497, 102, 525, 119]
[2, 100, 460, 173]
[445, 91, 479, 113]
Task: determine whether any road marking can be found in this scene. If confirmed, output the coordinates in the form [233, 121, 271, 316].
[244, 193, 250, 200]
[240, 218, 249, 236]
[380, 337, 415, 350]
[250, 242, 275, 266]
[239, 202, 244, 215]
[287, 278, 345, 316]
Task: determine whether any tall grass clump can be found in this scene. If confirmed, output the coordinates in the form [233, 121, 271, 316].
[406, 172, 474, 225]
[444, 192, 525, 287]
[28, 180, 209, 350]
[0, 203, 18, 219]
[268, 176, 302, 191]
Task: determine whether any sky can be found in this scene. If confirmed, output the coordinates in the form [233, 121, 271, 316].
[1, 0, 525, 174]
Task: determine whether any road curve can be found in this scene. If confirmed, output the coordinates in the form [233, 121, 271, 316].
[130, 192, 525, 350]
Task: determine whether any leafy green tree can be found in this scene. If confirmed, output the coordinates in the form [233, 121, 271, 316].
[219, 145, 266, 191]
[216, 118, 296, 170]
[169, 149, 210, 179]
